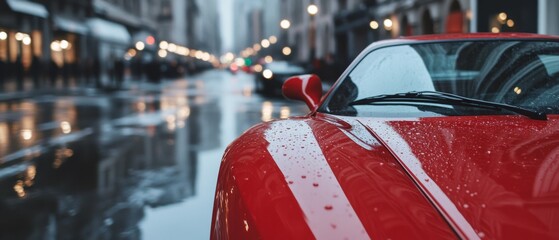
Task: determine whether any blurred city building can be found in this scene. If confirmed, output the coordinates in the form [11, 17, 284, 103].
[231, 0, 281, 54]
[228, 0, 558, 79]
[283, 0, 337, 63]
[0, 0, 221, 91]
[194, 0, 221, 55]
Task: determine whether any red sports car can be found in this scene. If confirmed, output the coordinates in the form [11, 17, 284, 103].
[211, 33, 559, 239]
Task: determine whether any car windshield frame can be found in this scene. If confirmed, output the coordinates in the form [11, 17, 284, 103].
[318, 38, 559, 118]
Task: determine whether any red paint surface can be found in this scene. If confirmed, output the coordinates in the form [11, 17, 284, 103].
[282, 74, 323, 111]
[359, 115, 559, 239]
[307, 116, 457, 239]
[212, 113, 559, 239]
[211, 123, 316, 239]
[403, 32, 559, 41]
[212, 35, 559, 239]
[211, 117, 457, 239]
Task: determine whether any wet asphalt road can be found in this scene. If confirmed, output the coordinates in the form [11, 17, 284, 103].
[0, 70, 308, 240]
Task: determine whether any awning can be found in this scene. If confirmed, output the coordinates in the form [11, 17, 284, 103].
[93, 0, 141, 28]
[87, 18, 131, 45]
[6, 0, 48, 18]
[54, 16, 89, 35]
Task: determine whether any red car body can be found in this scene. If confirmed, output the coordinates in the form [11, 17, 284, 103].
[211, 34, 559, 239]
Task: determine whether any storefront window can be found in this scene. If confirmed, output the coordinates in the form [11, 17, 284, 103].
[32, 30, 42, 57]
[51, 34, 78, 67]
[0, 29, 7, 61]
[9, 31, 18, 62]
[22, 38, 32, 69]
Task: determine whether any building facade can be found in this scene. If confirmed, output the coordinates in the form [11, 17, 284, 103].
[273, 0, 559, 71]
[0, 0, 220, 91]
[0, 0, 49, 82]
[194, 0, 221, 54]
[230, 0, 284, 56]
[282, 0, 338, 62]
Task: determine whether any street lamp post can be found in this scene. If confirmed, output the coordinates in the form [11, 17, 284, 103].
[280, 19, 290, 53]
[14, 32, 30, 88]
[307, 3, 318, 62]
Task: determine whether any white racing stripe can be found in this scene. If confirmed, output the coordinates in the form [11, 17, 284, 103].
[360, 119, 480, 239]
[265, 120, 370, 240]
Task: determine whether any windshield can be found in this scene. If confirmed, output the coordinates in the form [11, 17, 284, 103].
[322, 40, 559, 118]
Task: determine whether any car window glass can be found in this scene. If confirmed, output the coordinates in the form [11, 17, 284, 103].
[348, 45, 435, 100]
[323, 40, 559, 117]
[538, 55, 559, 76]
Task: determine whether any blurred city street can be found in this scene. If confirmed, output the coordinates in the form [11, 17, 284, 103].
[1, 0, 559, 239]
[0, 70, 307, 239]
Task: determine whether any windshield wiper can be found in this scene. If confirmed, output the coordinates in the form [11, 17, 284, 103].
[349, 91, 547, 120]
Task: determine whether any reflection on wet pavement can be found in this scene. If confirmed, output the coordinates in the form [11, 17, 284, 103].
[0, 70, 307, 239]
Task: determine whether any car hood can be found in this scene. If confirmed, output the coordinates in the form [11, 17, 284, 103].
[356, 114, 559, 239]
[213, 114, 559, 239]
[253, 116, 458, 239]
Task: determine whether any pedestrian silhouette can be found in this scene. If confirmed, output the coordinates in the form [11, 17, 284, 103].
[147, 59, 161, 83]
[114, 58, 125, 89]
[15, 56, 24, 90]
[30, 56, 42, 89]
[0, 58, 5, 90]
[49, 59, 59, 87]
[93, 57, 101, 88]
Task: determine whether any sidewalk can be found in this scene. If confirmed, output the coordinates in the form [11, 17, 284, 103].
[0, 70, 223, 103]
[0, 75, 169, 103]
[0, 77, 98, 102]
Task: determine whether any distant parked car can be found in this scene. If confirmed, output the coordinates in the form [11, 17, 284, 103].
[255, 61, 306, 95]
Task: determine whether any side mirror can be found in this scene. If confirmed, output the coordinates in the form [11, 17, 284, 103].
[282, 74, 322, 111]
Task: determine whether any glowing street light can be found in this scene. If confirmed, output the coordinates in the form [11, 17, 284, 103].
[22, 36, 31, 45]
[160, 41, 169, 49]
[135, 41, 145, 51]
[282, 47, 292, 56]
[383, 19, 393, 31]
[0, 31, 7, 40]
[50, 41, 61, 52]
[280, 19, 291, 29]
[307, 4, 318, 16]
[253, 64, 263, 72]
[261, 39, 270, 48]
[370, 20, 379, 30]
[158, 49, 168, 58]
[15, 32, 24, 41]
[264, 55, 273, 63]
[168, 43, 177, 52]
[498, 12, 508, 22]
[269, 36, 277, 44]
[263, 69, 273, 79]
[60, 40, 69, 50]
[127, 49, 137, 57]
